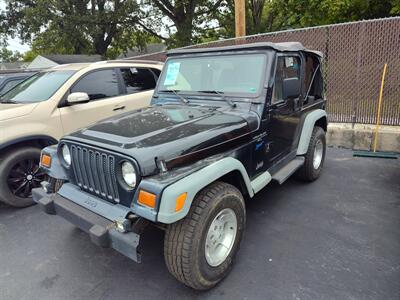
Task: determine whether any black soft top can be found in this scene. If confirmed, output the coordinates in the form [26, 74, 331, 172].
[167, 42, 323, 58]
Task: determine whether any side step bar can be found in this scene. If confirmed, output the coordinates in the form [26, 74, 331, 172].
[272, 157, 305, 184]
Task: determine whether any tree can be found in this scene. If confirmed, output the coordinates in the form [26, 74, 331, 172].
[0, 13, 7, 47]
[22, 50, 38, 62]
[213, 0, 277, 37]
[106, 31, 163, 59]
[2, 0, 145, 58]
[2, 0, 399, 57]
[140, 0, 225, 47]
[257, 0, 399, 31]
[250, 1, 264, 30]
[216, 0, 400, 38]
[346, 0, 398, 20]
[0, 48, 23, 62]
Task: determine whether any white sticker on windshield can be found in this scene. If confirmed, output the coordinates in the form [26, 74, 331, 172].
[164, 62, 181, 86]
[285, 57, 294, 67]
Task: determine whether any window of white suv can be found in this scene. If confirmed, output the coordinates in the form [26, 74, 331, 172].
[71, 69, 119, 101]
[120, 68, 157, 93]
[0, 71, 75, 103]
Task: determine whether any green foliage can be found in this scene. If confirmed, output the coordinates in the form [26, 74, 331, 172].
[21, 50, 37, 62]
[1, 0, 399, 57]
[2, 0, 147, 58]
[107, 31, 162, 59]
[271, 0, 397, 29]
[0, 47, 23, 62]
[140, 0, 225, 47]
[392, 0, 400, 14]
[215, 0, 400, 38]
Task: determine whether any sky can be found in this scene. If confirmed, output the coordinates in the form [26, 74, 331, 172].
[1, 0, 30, 53]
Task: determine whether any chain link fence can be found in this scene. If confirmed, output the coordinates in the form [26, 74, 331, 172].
[136, 17, 400, 126]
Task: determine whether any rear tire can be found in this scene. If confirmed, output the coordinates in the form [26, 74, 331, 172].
[296, 126, 326, 182]
[0, 147, 46, 207]
[164, 181, 246, 290]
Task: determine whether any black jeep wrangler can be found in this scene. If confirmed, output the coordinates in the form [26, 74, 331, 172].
[34, 42, 327, 290]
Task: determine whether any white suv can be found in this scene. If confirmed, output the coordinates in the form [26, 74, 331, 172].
[0, 60, 163, 207]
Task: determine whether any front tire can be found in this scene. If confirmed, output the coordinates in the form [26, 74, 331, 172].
[164, 181, 246, 290]
[296, 126, 326, 181]
[0, 147, 46, 207]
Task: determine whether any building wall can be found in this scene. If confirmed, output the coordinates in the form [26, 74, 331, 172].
[0, 62, 28, 70]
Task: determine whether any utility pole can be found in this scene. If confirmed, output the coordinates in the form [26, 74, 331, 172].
[235, 0, 246, 37]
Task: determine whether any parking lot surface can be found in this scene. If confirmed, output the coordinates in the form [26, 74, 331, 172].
[0, 148, 399, 300]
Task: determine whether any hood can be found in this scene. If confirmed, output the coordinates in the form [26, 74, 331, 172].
[0, 102, 38, 122]
[67, 104, 258, 176]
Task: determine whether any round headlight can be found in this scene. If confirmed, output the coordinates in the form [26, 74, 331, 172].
[121, 161, 136, 188]
[61, 144, 71, 166]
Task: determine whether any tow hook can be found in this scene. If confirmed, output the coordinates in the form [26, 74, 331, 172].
[114, 218, 132, 233]
[40, 181, 51, 193]
[114, 216, 150, 234]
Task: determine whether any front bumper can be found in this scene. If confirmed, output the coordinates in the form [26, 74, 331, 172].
[32, 188, 143, 263]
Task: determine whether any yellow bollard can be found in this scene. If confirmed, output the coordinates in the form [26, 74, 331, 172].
[372, 63, 388, 153]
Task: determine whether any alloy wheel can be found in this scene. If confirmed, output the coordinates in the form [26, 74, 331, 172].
[7, 158, 46, 198]
[205, 208, 238, 267]
[313, 139, 324, 169]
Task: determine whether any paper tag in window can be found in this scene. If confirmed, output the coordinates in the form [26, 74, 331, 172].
[285, 57, 294, 68]
[164, 62, 181, 86]
[130, 68, 138, 73]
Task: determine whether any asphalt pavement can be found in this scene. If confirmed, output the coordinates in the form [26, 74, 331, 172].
[0, 148, 399, 300]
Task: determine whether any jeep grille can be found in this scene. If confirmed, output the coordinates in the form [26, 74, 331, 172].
[70, 144, 120, 203]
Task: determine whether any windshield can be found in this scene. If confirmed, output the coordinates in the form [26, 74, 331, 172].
[157, 53, 266, 97]
[0, 70, 75, 103]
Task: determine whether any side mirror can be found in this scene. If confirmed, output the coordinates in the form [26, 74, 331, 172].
[67, 92, 89, 104]
[282, 78, 301, 100]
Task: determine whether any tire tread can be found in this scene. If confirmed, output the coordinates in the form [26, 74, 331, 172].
[297, 126, 326, 181]
[164, 181, 242, 290]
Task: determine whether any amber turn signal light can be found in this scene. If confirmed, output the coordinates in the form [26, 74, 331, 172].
[175, 192, 187, 212]
[41, 154, 52, 168]
[138, 190, 156, 208]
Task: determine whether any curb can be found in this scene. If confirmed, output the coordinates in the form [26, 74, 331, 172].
[326, 123, 400, 152]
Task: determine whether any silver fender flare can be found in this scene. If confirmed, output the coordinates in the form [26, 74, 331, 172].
[297, 109, 327, 155]
[157, 157, 254, 224]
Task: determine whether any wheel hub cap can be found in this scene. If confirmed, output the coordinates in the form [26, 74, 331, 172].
[313, 139, 323, 169]
[7, 158, 46, 198]
[205, 208, 238, 267]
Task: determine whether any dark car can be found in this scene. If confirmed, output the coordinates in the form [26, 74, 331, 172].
[0, 70, 37, 95]
[34, 42, 327, 290]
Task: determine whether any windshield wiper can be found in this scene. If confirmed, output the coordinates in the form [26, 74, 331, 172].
[158, 89, 189, 104]
[196, 90, 236, 108]
[0, 99, 18, 104]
